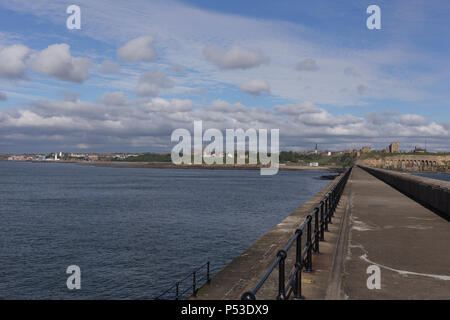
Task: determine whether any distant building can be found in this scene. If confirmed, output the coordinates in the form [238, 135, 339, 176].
[361, 146, 372, 153]
[309, 162, 319, 167]
[413, 146, 426, 153]
[88, 154, 99, 161]
[389, 142, 400, 153]
[34, 155, 46, 161]
[70, 153, 87, 158]
[314, 144, 318, 154]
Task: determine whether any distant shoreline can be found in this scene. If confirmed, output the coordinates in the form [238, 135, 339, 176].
[1, 159, 339, 172]
[86, 161, 340, 172]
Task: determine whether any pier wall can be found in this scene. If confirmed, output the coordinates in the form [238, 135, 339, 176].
[192, 170, 346, 299]
[359, 166, 450, 217]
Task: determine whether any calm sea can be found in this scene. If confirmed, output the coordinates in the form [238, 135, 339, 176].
[0, 161, 330, 299]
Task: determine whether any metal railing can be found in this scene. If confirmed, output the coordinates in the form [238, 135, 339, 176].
[241, 166, 352, 300]
[154, 261, 211, 300]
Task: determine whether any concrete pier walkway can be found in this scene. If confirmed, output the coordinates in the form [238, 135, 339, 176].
[338, 167, 450, 299]
[192, 166, 450, 300]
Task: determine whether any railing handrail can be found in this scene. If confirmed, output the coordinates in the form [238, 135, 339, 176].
[241, 166, 353, 300]
[154, 261, 211, 300]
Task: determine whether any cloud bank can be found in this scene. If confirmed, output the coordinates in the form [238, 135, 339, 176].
[0, 96, 448, 153]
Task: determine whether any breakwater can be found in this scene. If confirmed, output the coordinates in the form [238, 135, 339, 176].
[192, 168, 351, 299]
[359, 165, 450, 217]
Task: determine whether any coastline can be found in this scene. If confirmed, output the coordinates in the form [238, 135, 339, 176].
[0, 160, 339, 172]
[86, 161, 339, 172]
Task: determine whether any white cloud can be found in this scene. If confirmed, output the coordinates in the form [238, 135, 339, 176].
[31, 44, 91, 83]
[296, 58, 319, 71]
[0, 44, 30, 79]
[0, 92, 7, 101]
[135, 71, 174, 96]
[203, 45, 269, 70]
[239, 79, 270, 95]
[117, 36, 156, 62]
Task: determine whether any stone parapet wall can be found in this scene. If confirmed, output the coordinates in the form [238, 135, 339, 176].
[359, 165, 450, 217]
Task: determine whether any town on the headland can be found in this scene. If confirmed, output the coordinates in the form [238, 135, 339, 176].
[2, 141, 449, 172]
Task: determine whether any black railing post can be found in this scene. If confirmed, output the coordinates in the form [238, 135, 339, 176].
[313, 207, 320, 254]
[330, 188, 338, 215]
[328, 192, 334, 224]
[276, 250, 287, 300]
[192, 271, 197, 297]
[207, 261, 211, 284]
[305, 216, 313, 272]
[293, 229, 304, 300]
[335, 187, 339, 208]
[175, 282, 180, 300]
[320, 201, 325, 241]
[334, 188, 338, 212]
[328, 192, 333, 224]
[324, 196, 329, 232]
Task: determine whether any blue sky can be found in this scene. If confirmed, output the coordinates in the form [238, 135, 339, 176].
[0, 0, 449, 153]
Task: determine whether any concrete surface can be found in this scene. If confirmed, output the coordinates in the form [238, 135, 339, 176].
[360, 166, 450, 218]
[339, 167, 450, 299]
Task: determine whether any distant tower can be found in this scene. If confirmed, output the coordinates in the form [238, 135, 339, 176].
[54, 153, 58, 160]
[314, 144, 318, 154]
[389, 142, 400, 153]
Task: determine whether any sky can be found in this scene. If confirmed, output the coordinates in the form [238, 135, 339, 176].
[0, 0, 449, 153]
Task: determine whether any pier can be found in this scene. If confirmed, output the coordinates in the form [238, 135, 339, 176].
[192, 166, 450, 300]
